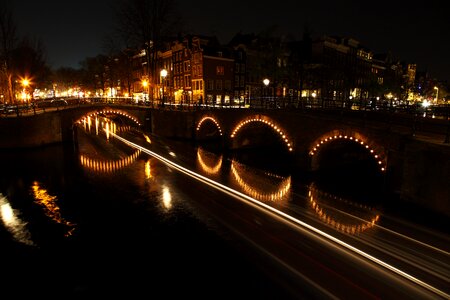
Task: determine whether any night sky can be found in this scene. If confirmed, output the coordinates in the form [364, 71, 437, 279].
[13, 0, 449, 81]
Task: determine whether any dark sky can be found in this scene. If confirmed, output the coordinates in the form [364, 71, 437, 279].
[13, 0, 449, 81]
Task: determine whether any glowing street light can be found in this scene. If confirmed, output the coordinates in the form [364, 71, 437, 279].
[262, 78, 270, 109]
[434, 86, 439, 104]
[20, 77, 31, 104]
[141, 79, 148, 101]
[160, 69, 167, 107]
[21, 78, 30, 88]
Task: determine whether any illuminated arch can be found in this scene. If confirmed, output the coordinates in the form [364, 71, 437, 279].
[196, 147, 223, 175]
[230, 160, 291, 202]
[196, 116, 223, 136]
[76, 109, 142, 127]
[79, 149, 141, 173]
[309, 130, 387, 172]
[308, 184, 380, 235]
[230, 115, 293, 152]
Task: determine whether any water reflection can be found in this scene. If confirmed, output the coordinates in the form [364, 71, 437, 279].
[31, 182, 76, 237]
[196, 147, 223, 176]
[230, 160, 291, 203]
[308, 184, 380, 235]
[162, 186, 173, 210]
[80, 150, 142, 173]
[145, 160, 153, 179]
[0, 193, 34, 246]
[80, 115, 134, 141]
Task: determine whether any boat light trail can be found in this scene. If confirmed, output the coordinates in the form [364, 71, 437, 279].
[112, 133, 449, 299]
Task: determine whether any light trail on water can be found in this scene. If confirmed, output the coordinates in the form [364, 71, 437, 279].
[112, 132, 449, 299]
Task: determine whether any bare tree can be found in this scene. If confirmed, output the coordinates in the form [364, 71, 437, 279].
[0, 0, 17, 104]
[115, 0, 181, 102]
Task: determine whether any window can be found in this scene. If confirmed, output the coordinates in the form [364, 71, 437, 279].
[216, 66, 224, 75]
[185, 75, 191, 88]
[207, 80, 214, 90]
[184, 61, 191, 72]
[224, 80, 231, 90]
[216, 80, 222, 90]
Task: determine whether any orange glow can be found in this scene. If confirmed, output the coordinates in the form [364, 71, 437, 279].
[196, 147, 223, 175]
[196, 116, 223, 136]
[80, 150, 141, 173]
[31, 182, 76, 237]
[230, 116, 293, 151]
[308, 185, 380, 235]
[309, 133, 386, 172]
[230, 160, 291, 202]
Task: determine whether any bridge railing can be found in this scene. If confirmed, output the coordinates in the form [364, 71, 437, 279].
[2, 96, 449, 143]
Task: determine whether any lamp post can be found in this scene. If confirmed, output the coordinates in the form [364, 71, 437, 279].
[21, 78, 30, 103]
[434, 86, 439, 104]
[263, 78, 270, 109]
[160, 69, 168, 108]
[141, 79, 148, 104]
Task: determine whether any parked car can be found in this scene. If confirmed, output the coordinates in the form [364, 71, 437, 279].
[50, 99, 68, 106]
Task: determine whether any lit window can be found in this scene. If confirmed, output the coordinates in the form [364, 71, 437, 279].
[216, 66, 224, 75]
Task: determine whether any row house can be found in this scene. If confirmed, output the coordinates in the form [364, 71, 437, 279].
[149, 35, 236, 106]
[127, 33, 420, 106]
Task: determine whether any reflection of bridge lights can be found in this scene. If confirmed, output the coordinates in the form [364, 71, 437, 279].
[80, 149, 141, 173]
[196, 116, 223, 136]
[0, 193, 34, 245]
[143, 134, 152, 144]
[231, 161, 291, 202]
[109, 134, 450, 298]
[309, 134, 386, 172]
[162, 186, 172, 210]
[196, 147, 223, 175]
[308, 185, 380, 235]
[31, 182, 76, 237]
[230, 116, 293, 152]
[145, 160, 152, 179]
[76, 109, 141, 127]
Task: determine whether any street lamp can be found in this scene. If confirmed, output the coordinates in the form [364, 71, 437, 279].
[141, 79, 148, 103]
[263, 78, 270, 109]
[160, 69, 168, 107]
[434, 86, 439, 104]
[21, 78, 30, 104]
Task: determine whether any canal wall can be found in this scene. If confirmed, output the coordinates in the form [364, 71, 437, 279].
[399, 140, 450, 216]
[0, 112, 64, 148]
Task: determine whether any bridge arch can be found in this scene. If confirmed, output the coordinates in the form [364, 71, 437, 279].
[74, 108, 142, 127]
[230, 115, 293, 152]
[195, 115, 223, 137]
[309, 129, 387, 172]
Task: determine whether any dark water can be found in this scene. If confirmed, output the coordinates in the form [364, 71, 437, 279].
[1, 124, 448, 299]
[0, 139, 300, 299]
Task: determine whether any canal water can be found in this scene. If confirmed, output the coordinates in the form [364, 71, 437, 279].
[0, 119, 447, 299]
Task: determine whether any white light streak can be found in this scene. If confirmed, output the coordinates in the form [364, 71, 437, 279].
[111, 132, 449, 299]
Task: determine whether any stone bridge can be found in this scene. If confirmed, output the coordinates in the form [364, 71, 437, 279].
[1, 104, 449, 215]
